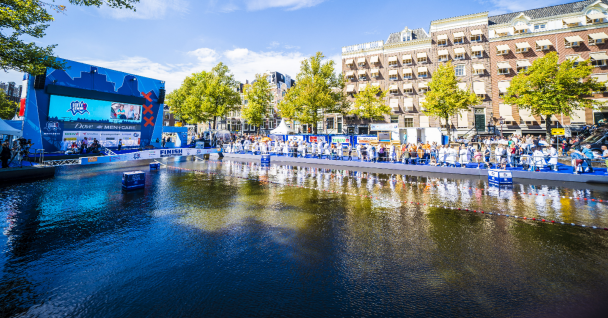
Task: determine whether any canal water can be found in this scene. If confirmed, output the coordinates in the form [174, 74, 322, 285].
[1, 159, 608, 317]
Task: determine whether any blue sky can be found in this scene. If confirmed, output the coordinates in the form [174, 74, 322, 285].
[0, 0, 574, 91]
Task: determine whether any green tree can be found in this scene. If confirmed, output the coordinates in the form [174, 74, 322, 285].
[242, 74, 273, 134]
[166, 62, 241, 129]
[0, 90, 18, 119]
[421, 61, 480, 141]
[1, 0, 138, 75]
[278, 52, 349, 134]
[503, 52, 605, 143]
[350, 85, 390, 121]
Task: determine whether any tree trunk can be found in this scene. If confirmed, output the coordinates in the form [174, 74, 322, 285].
[212, 116, 217, 130]
[445, 116, 451, 143]
[545, 114, 552, 148]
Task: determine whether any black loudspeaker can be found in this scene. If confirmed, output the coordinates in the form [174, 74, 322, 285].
[33, 74, 46, 89]
[158, 88, 166, 104]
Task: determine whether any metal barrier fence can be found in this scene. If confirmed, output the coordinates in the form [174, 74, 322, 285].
[222, 144, 607, 172]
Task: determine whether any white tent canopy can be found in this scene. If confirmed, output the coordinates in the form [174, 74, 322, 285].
[0, 118, 22, 137]
[269, 119, 294, 135]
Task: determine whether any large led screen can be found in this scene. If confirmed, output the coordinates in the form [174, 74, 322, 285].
[48, 95, 141, 124]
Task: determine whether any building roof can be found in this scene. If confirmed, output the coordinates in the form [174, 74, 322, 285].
[489, 0, 608, 25]
[386, 27, 430, 44]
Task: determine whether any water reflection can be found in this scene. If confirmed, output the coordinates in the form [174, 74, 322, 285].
[0, 159, 607, 317]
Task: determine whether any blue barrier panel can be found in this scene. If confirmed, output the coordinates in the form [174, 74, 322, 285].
[122, 171, 145, 190]
[488, 169, 513, 185]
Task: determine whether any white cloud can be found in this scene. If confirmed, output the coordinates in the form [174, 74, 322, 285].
[484, 0, 564, 15]
[284, 44, 300, 50]
[268, 41, 280, 49]
[101, 0, 188, 19]
[82, 48, 308, 92]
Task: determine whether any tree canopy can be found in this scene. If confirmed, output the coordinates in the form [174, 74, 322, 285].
[242, 74, 273, 133]
[165, 62, 241, 129]
[0, 90, 18, 119]
[350, 85, 390, 121]
[421, 61, 480, 140]
[503, 52, 605, 140]
[0, 0, 138, 74]
[277, 52, 349, 134]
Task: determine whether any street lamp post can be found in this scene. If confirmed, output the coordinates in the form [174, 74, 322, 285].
[499, 116, 504, 137]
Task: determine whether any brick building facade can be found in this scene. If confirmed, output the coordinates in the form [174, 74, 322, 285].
[341, 0, 608, 136]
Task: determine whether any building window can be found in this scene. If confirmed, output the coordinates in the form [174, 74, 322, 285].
[592, 59, 607, 67]
[497, 49, 508, 55]
[391, 115, 399, 123]
[404, 118, 414, 127]
[476, 94, 485, 99]
[438, 54, 449, 62]
[455, 52, 465, 60]
[389, 75, 398, 81]
[404, 87, 413, 94]
[516, 47, 528, 53]
[498, 68, 510, 75]
[589, 37, 605, 46]
[388, 60, 398, 67]
[438, 39, 447, 46]
[418, 71, 428, 78]
[454, 36, 464, 45]
[470, 35, 481, 42]
[326, 118, 334, 130]
[565, 39, 580, 48]
[534, 23, 546, 31]
[403, 72, 412, 79]
[455, 65, 465, 77]
[516, 66, 528, 73]
[417, 56, 427, 63]
[359, 75, 367, 80]
[474, 68, 484, 75]
[402, 33, 411, 41]
[419, 87, 428, 94]
[472, 51, 482, 58]
[390, 87, 398, 94]
[403, 58, 412, 65]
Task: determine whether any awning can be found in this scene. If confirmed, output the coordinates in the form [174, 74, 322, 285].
[565, 35, 584, 42]
[499, 104, 515, 121]
[496, 44, 510, 51]
[346, 85, 355, 92]
[371, 82, 380, 87]
[390, 99, 399, 110]
[418, 67, 428, 73]
[370, 56, 379, 63]
[495, 28, 511, 34]
[418, 82, 428, 88]
[592, 73, 608, 84]
[454, 47, 466, 54]
[388, 70, 398, 76]
[438, 49, 449, 56]
[370, 68, 379, 74]
[345, 71, 354, 76]
[359, 84, 367, 91]
[519, 108, 535, 121]
[567, 55, 584, 62]
[437, 34, 448, 40]
[357, 57, 366, 63]
[473, 82, 486, 94]
[388, 56, 398, 62]
[457, 110, 468, 128]
[404, 98, 414, 107]
[417, 52, 427, 58]
[589, 32, 608, 40]
[358, 70, 367, 75]
[403, 83, 413, 89]
[498, 81, 510, 93]
[403, 68, 413, 74]
[514, 24, 529, 31]
[516, 60, 532, 67]
[345, 59, 354, 65]
[453, 32, 465, 38]
[402, 54, 412, 60]
[419, 97, 426, 104]
[590, 52, 608, 60]
[516, 42, 531, 49]
[471, 45, 483, 52]
[473, 63, 485, 70]
[419, 115, 430, 128]
[563, 17, 580, 24]
[536, 39, 553, 46]
[471, 29, 483, 35]
[497, 61, 511, 69]
[571, 108, 587, 122]
[389, 85, 398, 90]
[588, 13, 606, 20]
[457, 82, 467, 90]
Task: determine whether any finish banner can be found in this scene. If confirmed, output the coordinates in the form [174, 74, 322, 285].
[79, 148, 221, 165]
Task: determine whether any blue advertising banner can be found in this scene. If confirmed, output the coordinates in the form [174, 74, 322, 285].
[48, 95, 141, 124]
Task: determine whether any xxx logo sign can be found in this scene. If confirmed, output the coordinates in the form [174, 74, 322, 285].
[141, 91, 155, 127]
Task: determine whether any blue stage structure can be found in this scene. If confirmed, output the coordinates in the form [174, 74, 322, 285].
[122, 171, 145, 190]
[22, 59, 165, 152]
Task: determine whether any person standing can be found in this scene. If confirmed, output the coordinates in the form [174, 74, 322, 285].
[582, 144, 595, 173]
[117, 139, 123, 151]
[1, 141, 11, 168]
[161, 137, 166, 148]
